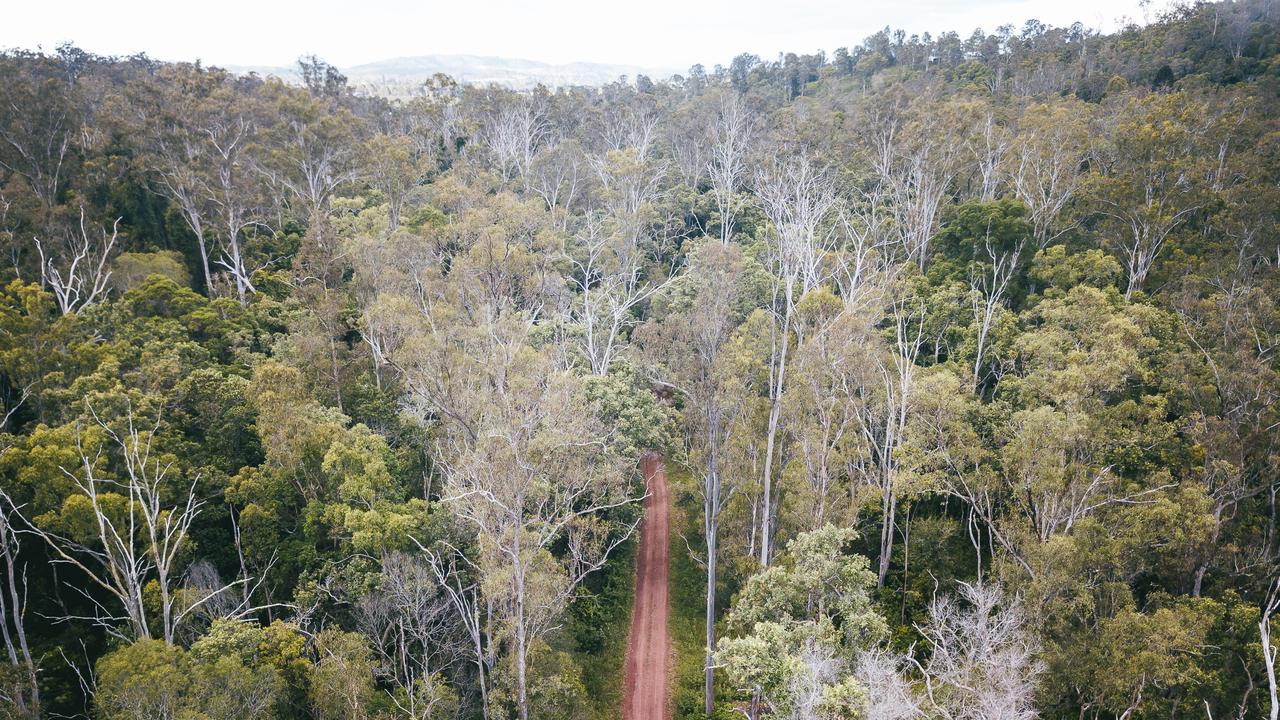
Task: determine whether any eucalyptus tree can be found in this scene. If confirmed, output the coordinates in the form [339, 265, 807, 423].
[481, 97, 550, 187]
[718, 526, 886, 720]
[1264, 580, 1280, 720]
[127, 63, 219, 293]
[7, 406, 240, 644]
[639, 241, 761, 715]
[356, 553, 464, 720]
[423, 312, 636, 720]
[852, 277, 927, 587]
[913, 584, 1041, 720]
[1010, 99, 1091, 248]
[860, 88, 962, 269]
[32, 206, 118, 314]
[707, 94, 755, 244]
[753, 152, 839, 565]
[1088, 91, 1224, 299]
[130, 65, 268, 302]
[0, 51, 83, 220]
[255, 79, 365, 222]
[563, 210, 672, 376]
[361, 187, 638, 720]
[0, 504, 36, 717]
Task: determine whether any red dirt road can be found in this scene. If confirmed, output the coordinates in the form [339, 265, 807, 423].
[623, 452, 672, 720]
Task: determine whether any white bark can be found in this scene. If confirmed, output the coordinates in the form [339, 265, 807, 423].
[423, 542, 494, 720]
[754, 153, 839, 565]
[0, 503, 37, 717]
[1011, 109, 1087, 248]
[1263, 580, 1280, 720]
[357, 553, 465, 720]
[482, 101, 549, 187]
[914, 583, 1042, 720]
[7, 407, 240, 643]
[707, 95, 753, 244]
[848, 287, 925, 587]
[970, 228, 1026, 389]
[855, 649, 923, 720]
[33, 207, 118, 314]
[401, 309, 638, 720]
[564, 212, 672, 376]
[866, 97, 959, 268]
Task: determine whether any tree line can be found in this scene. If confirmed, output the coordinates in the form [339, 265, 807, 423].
[0, 0, 1278, 718]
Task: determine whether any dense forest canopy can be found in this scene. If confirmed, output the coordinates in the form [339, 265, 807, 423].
[1, 0, 1279, 718]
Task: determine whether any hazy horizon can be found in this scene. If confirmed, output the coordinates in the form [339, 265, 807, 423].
[4, 0, 1160, 74]
[1, 3, 1275, 719]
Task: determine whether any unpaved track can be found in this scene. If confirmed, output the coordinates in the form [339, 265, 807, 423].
[623, 452, 672, 720]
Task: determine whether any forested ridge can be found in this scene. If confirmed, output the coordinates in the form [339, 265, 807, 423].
[1, 1, 1279, 718]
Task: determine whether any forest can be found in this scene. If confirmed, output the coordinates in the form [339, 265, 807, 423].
[1, 0, 1279, 718]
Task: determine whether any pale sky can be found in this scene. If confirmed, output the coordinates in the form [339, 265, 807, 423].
[2, 0, 1159, 72]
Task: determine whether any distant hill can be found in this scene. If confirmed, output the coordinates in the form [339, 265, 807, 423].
[228, 54, 680, 92]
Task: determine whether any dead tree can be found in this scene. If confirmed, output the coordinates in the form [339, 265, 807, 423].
[0, 503, 37, 717]
[11, 407, 240, 643]
[753, 152, 838, 565]
[707, 95, 754, 245]
[1263, 579, 1280, 720]
[33, 206, 118, 314]
[914, 583, 1041, 720]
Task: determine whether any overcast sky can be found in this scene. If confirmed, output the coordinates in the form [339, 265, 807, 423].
[3, 0, 1159, 72]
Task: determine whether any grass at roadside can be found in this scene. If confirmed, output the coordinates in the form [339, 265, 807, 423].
[567, 534, 636, 720]
[667, 466, 714, 720]
[567, 463, 718, 720]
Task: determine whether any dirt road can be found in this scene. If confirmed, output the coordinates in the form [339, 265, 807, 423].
[623, 451, 672, 720]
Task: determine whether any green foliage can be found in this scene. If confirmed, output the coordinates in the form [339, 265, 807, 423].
[1, 7, 1279, 718]
[667, 468, 735, 720]
[111, 251, 191, 292]
[719, 526, 885, 716]
[566, 537, 635, 719]
[1029, 244, 1123, 295]
[96, 626, 292, 720]
[493, 640, 590, 720]
[583, 360, 677, 458]
[94, 640, 189, 720]
[934, 198, 1033, 271]
[309, 628, 378, 720]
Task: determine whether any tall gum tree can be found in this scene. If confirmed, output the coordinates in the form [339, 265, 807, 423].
[638, 241, 761, 715]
